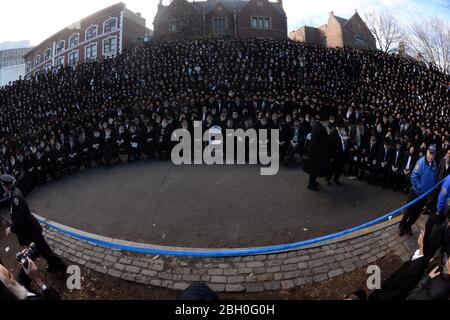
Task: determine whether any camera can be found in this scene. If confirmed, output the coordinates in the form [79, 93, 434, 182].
[16, 243, 39, 268]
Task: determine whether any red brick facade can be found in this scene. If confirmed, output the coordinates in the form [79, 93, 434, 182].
[289, 11, 376, 50]
[24, 2, 150, 77]
[153, 0, 287, 42]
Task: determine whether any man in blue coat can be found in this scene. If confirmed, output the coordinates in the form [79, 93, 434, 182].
[437, 174, 450, 217]
[399, 145, 437, 236]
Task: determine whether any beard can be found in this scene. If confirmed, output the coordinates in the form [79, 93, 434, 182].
[0, 273, 28, 300]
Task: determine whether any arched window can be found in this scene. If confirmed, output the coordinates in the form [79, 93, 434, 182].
[85, 25, 98, 40]
[26, 62, 32, 72]
[56, 40, 65, 54]
[103, 17, 118, 33]
[34, 55, 41, 67]
[44, 48, 52, 61]
[69, 33, 80, 48]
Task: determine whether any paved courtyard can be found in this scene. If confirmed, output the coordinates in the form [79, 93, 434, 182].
[27, 161, 405, 248]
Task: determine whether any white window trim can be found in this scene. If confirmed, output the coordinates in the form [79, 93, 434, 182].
[85, 43, 97, 60]
[103, 17, 118, 34]
[44, 48, 52, 61]
[102, 35, 117, 57]
[34, 55, 41, 67]
[251, 16, 272, 30]
[85, 25, 98, 41]
[69, 33, 80, 48]
[68, 50, 79, 66]
[55, 56, 65, 67]
[213, 17, 228, 33]
[56, 40, 65, 54]
[27, 28, 120, 74]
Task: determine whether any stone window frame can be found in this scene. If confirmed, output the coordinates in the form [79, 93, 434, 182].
[34, 55, 41, 68]
[44, 48, 52, 61]
[69, 33, 80, 48]
[212, 17, 228, 34]
[56, 40, 65, 54]
[103, 17, 118, 34]
[85, 25, 98, 41]
[251, 16, 272, 30]
[68, 50, 79, 66]
[85, 43, 97, 60]
[102, 36, 117, 57]
[168, 17, 188, 33]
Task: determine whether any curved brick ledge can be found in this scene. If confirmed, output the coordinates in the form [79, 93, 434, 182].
[39, 214, 415, 293]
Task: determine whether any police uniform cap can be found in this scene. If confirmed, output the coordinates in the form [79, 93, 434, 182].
[0, 174, 16, 186]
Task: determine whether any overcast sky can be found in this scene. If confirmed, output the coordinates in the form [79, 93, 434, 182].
[1, 0, 449, 46]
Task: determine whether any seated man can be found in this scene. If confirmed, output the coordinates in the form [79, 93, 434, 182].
[407, 258, 450, 300]
[0, 257, 60, 300]
[369, 220, 443, 300]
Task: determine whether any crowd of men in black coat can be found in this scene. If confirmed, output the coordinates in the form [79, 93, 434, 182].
[0, 38, 448, 197]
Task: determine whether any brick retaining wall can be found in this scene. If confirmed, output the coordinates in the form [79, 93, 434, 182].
[41, 215, 417, 293]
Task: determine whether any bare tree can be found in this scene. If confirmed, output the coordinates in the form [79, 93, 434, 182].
[364, 9, 404, 53]
[405, 16, 450, 74]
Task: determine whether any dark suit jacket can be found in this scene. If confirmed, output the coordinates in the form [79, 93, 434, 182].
[304, 122, 331, 178]
[437, 158, 450, 182]
[369, 256, 429, 300]
[399, 154, 419, 172]
[0, 188, 43, 246]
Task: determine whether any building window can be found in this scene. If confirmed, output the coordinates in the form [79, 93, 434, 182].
[354, 36, 367, 47]
[213, 17, 227, 35]
[69, 34, 80, 48]
[86, 25, 98, 40]
[68, 51, 79, 66]
[103, 37, 117, 57]
[56, 57, 64, 67]
[85, 43, 97, 60]
[169, 18, 187, 33]
[103, 18, 118, 33]
[45, 64, 52, 71]
[44, 48, 52, 61]
[26, 62, 31, 72]
[56, 41, 65, 54]
[34, 55, 41, 67]
[251, 17, 271, 29]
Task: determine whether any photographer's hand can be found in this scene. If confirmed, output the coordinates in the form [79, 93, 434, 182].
[22, 258, 45, 288]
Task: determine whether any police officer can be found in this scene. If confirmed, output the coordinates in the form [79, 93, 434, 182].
[437, 174, 450, 218]
[399, 145, 437, 236]
[0, 174, 66, 273]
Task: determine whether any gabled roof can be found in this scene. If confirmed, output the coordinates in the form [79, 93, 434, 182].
[155, 0, 285, 19]
[334, 15, 348, 26]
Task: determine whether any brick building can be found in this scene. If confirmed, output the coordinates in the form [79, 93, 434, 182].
[153, 0, 287, 42]
[289, 11, 376, 50]
[24, 2, 151, 77]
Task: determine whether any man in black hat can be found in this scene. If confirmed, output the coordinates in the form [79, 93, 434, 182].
[0, 174, 66, 274]
[327, 119, 349, 186]
[304, 110, 331, 191]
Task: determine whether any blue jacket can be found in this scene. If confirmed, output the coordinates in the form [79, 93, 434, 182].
[437, 175, 450, 214]
[411, 156, 437, 196]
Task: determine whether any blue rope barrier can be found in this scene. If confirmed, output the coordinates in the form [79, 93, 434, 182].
[35, 180, 443, 257]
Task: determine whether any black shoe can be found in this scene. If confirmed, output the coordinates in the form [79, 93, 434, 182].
[406, 228, 413, 236]
[398, 227, 405, 237]
[334, 180, 342, 186]
[308, 184, 320, 192]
